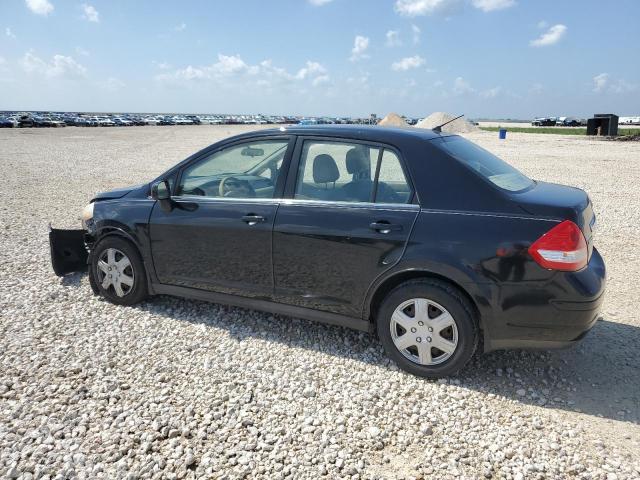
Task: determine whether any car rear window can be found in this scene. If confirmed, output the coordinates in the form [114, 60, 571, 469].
[434, 136, 534, 192]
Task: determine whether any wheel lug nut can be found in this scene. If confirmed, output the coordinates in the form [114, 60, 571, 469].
[428, 327, 433, 332]
[427, 337, 432, 343]
[416, 337, 422, 343]
[411, 327, 417, 333]
[418, 321, 424, 326]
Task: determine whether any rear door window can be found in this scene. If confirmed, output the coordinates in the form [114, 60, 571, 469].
[293, 140, 412, 204]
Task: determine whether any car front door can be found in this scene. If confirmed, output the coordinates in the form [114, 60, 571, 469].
[272, 138, 419, 318]
[148, 136, 294, 298]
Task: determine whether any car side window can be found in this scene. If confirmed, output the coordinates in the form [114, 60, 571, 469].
[374, 149, 411, 204]
[177, 140, 288, 199]
[294, 141, 381, 203]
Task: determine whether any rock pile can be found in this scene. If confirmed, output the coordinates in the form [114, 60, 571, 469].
[415, 112, 479, 133]
[378, 113, 408, 127]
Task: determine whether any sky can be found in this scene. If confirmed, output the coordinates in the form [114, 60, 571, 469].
[1, 0, 639, 118]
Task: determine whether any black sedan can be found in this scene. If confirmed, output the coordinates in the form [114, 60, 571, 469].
[50, 125, 605, 378]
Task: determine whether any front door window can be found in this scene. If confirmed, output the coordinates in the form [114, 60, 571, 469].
[177, 140, 289, 199]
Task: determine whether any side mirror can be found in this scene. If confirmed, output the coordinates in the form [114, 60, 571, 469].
[151, 180, 171, 200]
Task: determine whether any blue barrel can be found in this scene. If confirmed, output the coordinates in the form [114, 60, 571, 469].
[498, 128, 507, 139]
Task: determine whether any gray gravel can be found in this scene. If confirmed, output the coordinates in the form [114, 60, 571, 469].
[1, 126, 639, 479]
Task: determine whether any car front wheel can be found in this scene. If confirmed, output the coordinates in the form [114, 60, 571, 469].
[91, 236, 148, 306]
[377, 279, 478, 378]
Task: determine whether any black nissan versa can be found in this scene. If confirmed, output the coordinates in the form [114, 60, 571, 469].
[50, 125, 605, 378]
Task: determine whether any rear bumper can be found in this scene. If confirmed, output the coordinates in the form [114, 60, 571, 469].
[483, 247, 606, 352]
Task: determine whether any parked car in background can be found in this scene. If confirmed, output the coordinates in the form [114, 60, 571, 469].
[0, 117, 18, 128]
[33, 116, 54, 127]
[51, 125, 605, 378]
[113, 118, 133, 127]
[531, 117, 556, 127]
[619, 116, 640, 125]
[98, 117, 116, 127]
[17, 115, 34, 128]
[185, 115, 201, 125]
[555, 117, 580, 127]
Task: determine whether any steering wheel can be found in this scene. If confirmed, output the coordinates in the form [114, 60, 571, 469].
[218, 175, 256, 198]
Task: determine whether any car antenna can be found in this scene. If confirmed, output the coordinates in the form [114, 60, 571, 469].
[432, 114, 464, 133]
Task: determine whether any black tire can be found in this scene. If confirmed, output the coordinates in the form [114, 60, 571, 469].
[90, 236, 148, 306]
[376, 279, 478, 378]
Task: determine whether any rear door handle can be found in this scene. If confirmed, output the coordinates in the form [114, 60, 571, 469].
[369, 221, 402, 234]
[242, 214, 265, 225]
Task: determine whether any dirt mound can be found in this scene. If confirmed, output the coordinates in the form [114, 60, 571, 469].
[415, 112, 479, 133]
[378, 112, 408, 127]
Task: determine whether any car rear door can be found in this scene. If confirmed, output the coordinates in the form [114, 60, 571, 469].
[272, 137, 419, 318]
[148, 136, 294, 299]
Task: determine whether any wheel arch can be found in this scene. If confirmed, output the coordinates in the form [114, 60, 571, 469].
[94, 224, 141, 248]
[365, 269, 483, 331]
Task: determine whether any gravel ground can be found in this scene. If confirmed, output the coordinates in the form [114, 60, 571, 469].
[1, 126, 639, 479]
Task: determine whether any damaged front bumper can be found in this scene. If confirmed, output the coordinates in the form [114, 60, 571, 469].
[49, 227, 91, 276]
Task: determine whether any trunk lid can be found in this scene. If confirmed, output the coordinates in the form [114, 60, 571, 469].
[515, 181, 596, 255]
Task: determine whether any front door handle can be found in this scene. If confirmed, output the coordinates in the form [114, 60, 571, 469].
[370, 221, 402, 234]
[242, 214, 265, 225]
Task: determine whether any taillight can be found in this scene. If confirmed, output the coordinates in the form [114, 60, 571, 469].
[528, 220, 588, 271]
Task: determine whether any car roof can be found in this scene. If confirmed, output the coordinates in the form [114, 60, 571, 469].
[231, 124, 453, 144]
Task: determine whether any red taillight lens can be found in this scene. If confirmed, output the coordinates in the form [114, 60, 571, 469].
[528, 220, 588, 271]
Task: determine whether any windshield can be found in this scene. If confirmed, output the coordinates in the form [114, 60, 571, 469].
[435, 136, 534, 192]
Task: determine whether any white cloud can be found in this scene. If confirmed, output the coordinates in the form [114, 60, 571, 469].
[609, 78, 637, 94]
[81, 4, 99, 22]
[411, 24, 421, 44]
[471, 0, 515, 12]
[350, 35, 370, 61]
[592, 73, 638, 94]
[21, 51, 87, 78]
[386, 30, 402, 47]
[453, 76, 474, 95]
[25, 0, 53, 16]
[308, 0, 333, 4]
[480, 86, 502, 98]
[592, 73, 608, 93]
[100, 77, 125, 92]
[174, 22, 187, 32]
[157, 55, 329, 89]
[395, 0, 462, 17]
[391, 55, 425, 71]
[6, 27, 16, 39]
[530, 24, 567, 47]
[295, 61, 327, 80]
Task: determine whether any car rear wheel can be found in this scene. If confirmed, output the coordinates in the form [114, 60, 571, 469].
[91, 236, 148, 306]
[377, 279, 478, 378]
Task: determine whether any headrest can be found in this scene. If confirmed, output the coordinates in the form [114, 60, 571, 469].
[313, 154, 339, 183]
[346, 147, 370, 175]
